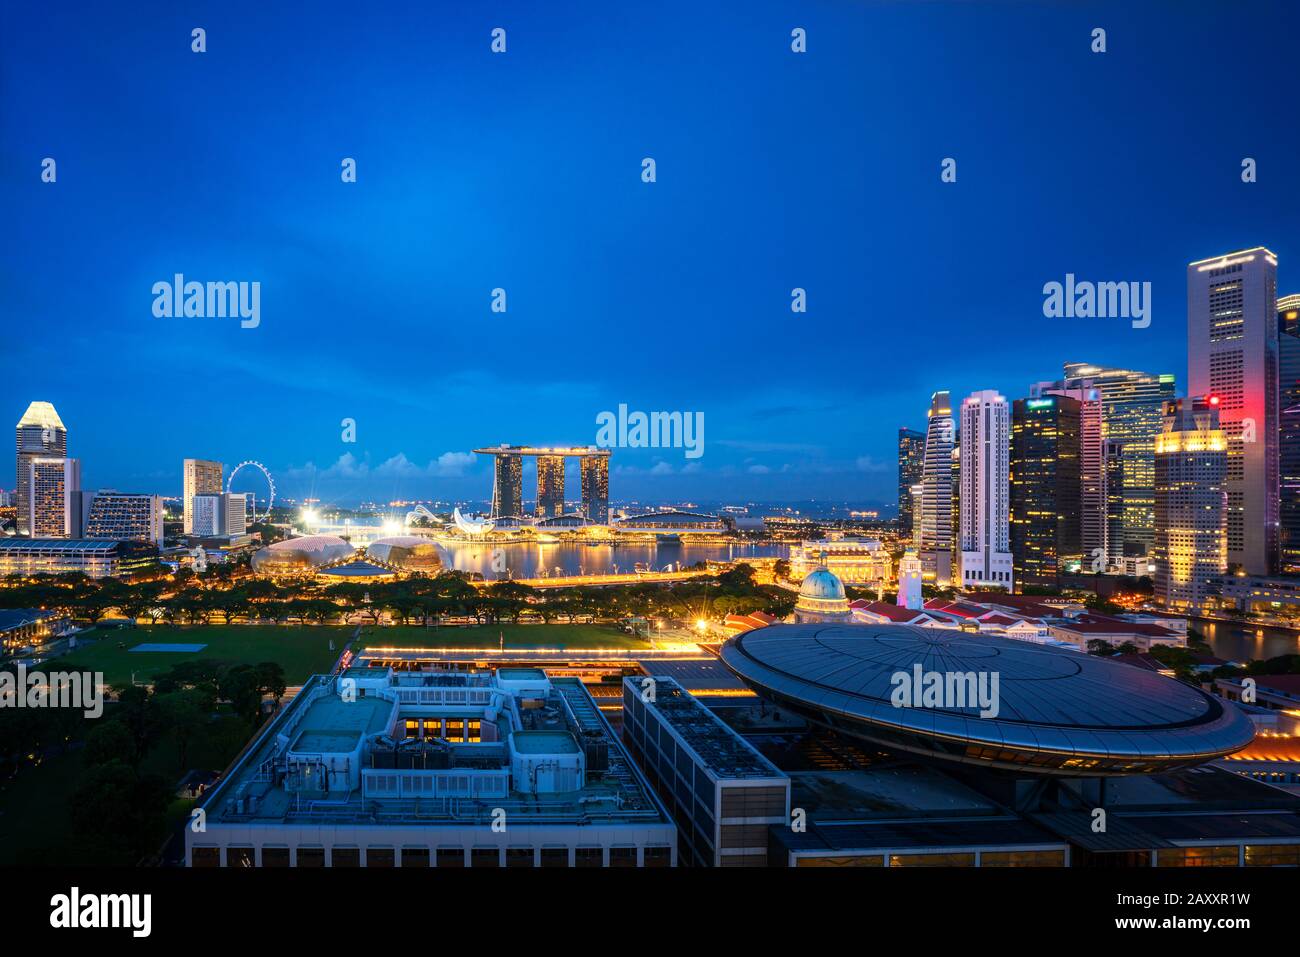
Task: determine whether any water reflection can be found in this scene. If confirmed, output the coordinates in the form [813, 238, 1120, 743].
[438, 541, 786, 580]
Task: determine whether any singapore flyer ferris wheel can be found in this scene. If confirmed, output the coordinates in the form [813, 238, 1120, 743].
[227, 460, 275, 523]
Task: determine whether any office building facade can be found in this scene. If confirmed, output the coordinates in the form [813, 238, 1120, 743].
[919, 391, 955, 584]
[1187, 248, 1279, 575]
[1061, 364, 1174, 560]
[1278, 293, 1300, 573]
[1154, 397, 1227, 611]
[1011, 395, 1082, 585]
[958, 391, 1013, 588]
[183, 458, 223, 534]
[897, 427, 925, 540]
[15, 401, 67, 536]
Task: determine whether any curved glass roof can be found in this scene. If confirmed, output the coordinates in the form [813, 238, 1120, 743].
[719, 623, 1255, 776]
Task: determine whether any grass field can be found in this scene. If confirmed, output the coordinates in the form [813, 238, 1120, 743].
[50, 622, 651, 687]
[55, 625, 349, 686]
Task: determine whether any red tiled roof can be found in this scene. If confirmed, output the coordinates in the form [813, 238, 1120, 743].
[854, 601, 926, 623]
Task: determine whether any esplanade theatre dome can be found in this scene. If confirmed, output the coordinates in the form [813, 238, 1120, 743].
[365, 536, 446, 573]
[794, 566, 852, 623]
[252, 535, 354, 576]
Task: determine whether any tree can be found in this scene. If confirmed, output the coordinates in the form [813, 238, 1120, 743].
[156, 689, 211, 769]
[83, 719, 136, 767]
[70, 760, 173, 864]
[255, 661, 288, 707]
[112, 684, 163, 764]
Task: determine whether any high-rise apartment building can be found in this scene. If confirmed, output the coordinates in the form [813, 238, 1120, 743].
[28, 456, 81, 538]
[1187, 248, 1279, 575]
[1060, 364, 1175, 560]
[897, 428, 925, 540]
[919, 392, 954, 585]
[535, 455, 565, 519]
[958, 391, 1013, 589]
[82, 492, 165, 544]
[183, 458, 223, 535]
[1278, 293, 1300, 574]
[1011, 395, 1082, 586]
[1154, 397, 1227, 610]
[15, 401, 67, 536]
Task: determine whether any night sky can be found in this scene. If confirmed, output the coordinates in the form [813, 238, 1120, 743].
[3, 1, 1299, 509]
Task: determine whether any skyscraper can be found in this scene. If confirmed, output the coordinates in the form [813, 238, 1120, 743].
[183, 458, 223, 535]
[580, 454, 609, 524]
[1187, 247, 1279, 575]
[491, 453, 523, 518]
[1031, 381, 1104, 569]
[1011, 395, 1082, 586]
[1060, 363, 1175, 560]
[919, 391, 954, 585]
[1102, 439, 1125, 570]
[958, 391, 1012, 589]
[1154, 397, 1227, 610]
[1278, 293, 1300, 574]
[15, 401, 66, 536]
[28, 456, 81, 538]
[535, 455, 565, 518]
[896, 427, 925, 541]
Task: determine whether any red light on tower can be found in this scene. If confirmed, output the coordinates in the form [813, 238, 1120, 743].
[1208, 395, 1221, 406]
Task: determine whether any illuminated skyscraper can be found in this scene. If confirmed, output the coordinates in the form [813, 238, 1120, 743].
[28, 456, 81, 538]
[1277, 293, 1300, 573]
[1061, 363, 1175, 560]
[580, 454, 609, 524]
[958, 391, 1012, 589]
[1187, 248, 1279, 575]
[83, 492, 165, 543]
[1154, 397, 1227, 610]
[15, 401, 66, 536]
[896, 428, 924, 540]
[1032, 381, 1104, 569]
[919, 391, 954, 584]
[1102, 439, 1125, 570]
[183, 458, 223, 534]
[491, 453, 523, 518]
[535, 455, 565, 519]
[1011, 395, 1081, 586]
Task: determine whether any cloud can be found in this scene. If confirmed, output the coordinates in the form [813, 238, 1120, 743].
[286, 451, 477, 480]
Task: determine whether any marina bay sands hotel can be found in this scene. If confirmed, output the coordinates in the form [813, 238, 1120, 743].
[473, 446, 610, 523]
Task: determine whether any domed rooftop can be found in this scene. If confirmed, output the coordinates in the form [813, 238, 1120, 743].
[252, 535, 354, 575]
[793, 566, 851, 623]
[366, 536, 445, 572]
[799, 566, 846, 601]
[719, 623, 1256, 776]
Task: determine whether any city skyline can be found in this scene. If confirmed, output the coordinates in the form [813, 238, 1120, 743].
[4, 1, 1300, 504]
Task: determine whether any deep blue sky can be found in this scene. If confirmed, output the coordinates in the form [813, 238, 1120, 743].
[3, 1, 1299, 510]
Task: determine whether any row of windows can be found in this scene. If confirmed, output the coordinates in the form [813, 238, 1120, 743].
[192, 845, 672, 868]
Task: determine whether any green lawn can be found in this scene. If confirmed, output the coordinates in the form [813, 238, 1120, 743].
[49, 623, 650, 688]
[54, 625, 349, 687]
